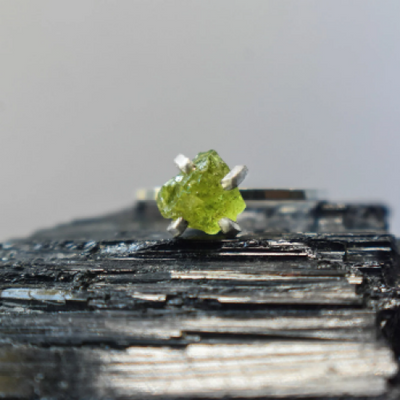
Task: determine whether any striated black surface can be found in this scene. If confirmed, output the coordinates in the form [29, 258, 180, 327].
[0, 200, 399, 399]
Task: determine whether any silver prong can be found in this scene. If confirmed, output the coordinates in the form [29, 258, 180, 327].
[218, 217, 241, 236]
[167, 217, 188, 238]
[174, 154, 194, 174]
[221, 165, 248, 190]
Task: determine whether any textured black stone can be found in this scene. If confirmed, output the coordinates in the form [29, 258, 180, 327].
[0, 200, 399, 399]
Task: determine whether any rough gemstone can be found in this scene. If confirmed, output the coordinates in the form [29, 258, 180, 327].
[157, 150, 246, 235]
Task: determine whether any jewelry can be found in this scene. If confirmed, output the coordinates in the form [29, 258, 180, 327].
[156, 150, 248, 237]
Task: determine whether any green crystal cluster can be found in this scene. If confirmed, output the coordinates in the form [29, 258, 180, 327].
[157, 150, 246, 235]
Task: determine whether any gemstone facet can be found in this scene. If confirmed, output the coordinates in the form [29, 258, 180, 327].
[157, 150, 246, 235]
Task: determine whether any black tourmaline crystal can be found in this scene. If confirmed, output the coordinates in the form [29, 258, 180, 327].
[0, 196, 399, 399]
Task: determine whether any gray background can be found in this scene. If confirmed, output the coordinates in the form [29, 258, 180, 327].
[0, 1, 399, 241]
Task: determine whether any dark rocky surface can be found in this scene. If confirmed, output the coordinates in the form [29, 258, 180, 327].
[0, 200, 399, 399]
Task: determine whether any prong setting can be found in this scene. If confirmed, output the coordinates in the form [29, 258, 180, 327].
[221, 165, 248, 190]
[158, 150, 247, 235]
[174, 154, 194, 174]
[167, 217, 188, 238]
[218, 217, 241, 236]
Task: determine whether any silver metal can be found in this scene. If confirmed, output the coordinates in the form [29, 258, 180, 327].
[136, 188, 319, 202]
[218, 217, 241, 236]
[221, 165, 248, 190]
[167, 217, 188, 238]
[136, 187, 161, 201]
[174, 154, 194, 174]
[239, 189, 319, 201]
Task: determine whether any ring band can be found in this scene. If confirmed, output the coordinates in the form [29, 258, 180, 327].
[136, 188, 319, 202]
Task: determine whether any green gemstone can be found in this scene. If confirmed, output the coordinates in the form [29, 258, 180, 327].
[157, 150, 246, 235]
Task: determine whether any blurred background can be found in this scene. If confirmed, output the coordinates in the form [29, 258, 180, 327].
[0, 0, 399, 241]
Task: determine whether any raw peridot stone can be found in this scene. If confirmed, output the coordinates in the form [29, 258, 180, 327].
[157, 150, 246, 235]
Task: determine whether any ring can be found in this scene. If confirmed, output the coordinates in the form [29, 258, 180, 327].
[137, 188, 319, 202]
[141, 150, 318, 238]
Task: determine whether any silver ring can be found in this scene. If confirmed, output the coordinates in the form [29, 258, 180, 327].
[136, 188, 319, 202]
